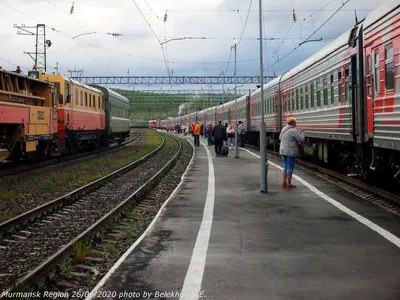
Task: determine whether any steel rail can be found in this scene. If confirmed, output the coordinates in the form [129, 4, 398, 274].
[2, 133, 182, 294]
[0, 133, 162, 238]
[0, 133, 141, 178]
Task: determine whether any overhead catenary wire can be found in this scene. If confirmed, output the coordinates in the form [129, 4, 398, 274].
[236, 0, 252, 48]
[131, 0, 172, 77]
[0, 0, 115, 76]
[265, 0, 350, 72]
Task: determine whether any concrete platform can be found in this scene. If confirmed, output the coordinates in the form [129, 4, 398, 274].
[87, 136, 400, 300]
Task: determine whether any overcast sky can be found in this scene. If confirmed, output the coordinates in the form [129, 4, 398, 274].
[0, 0, 384, 92]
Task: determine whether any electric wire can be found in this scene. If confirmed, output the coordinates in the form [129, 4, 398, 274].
[237, 0, 252, 48]
[265, 0, 349, 72]
[131, 0, 172, 77]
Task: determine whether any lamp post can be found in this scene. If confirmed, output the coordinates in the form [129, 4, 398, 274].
[259, 0, 267, 192]
[232, 41, 239, 158]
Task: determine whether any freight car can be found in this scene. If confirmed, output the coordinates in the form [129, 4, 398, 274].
[163, 0, 400, 186]
[0, 68, 57, 162]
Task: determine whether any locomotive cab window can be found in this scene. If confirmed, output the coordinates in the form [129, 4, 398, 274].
[385, 44, 394, 91]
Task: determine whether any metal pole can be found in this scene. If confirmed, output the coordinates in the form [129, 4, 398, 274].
[210, 84, 213, 107]
[234, 42, 239, 158]
[259, 0, 267, 193]
[222, 70, 225, 104]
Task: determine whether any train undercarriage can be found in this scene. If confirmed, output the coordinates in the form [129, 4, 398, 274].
[0, 125, 55, 163]
[247, 130, 400, 194]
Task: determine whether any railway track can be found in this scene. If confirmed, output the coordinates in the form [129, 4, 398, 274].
[0, 132, 183, 294]
[0, 133, 141, 178]
[247, 145, 400, 215]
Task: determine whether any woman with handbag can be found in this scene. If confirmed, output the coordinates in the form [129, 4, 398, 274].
[279, 117, 305, 188]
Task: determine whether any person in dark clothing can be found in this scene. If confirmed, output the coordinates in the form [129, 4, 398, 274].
[200, 124, 204, 138]
[212, 120, 227, 156]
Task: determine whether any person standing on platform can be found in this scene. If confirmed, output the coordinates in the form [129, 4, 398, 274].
[279, 117, 305, 189]
[227, 124, 235, 149]
[206, 123, 213, 146]
[193, 121, 201, 146]
[238, 121, 246, 147]
[200, 123, 204, 138]
[212, 120, 227, 156]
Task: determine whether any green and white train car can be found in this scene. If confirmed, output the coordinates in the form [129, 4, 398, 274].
[93, 86, 130, 143]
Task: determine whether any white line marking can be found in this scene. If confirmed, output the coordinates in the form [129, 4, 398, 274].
[179, 140, 215, 300]
[241, 148, 400, 249]
[85, 136, 197, 300]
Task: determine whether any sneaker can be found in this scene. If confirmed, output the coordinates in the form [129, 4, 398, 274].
[281, 183, 287, 188]
[287, 184, 297, 189]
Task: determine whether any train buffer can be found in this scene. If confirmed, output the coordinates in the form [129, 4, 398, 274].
[87, 135, 400, 300]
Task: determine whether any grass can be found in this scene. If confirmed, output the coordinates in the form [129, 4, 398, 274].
[74, 241, 90, 263]
[0, 129, 163, 202]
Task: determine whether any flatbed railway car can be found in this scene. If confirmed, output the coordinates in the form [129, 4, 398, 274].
[0, 69, 57, 162]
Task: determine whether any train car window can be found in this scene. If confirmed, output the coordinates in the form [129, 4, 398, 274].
[295, 89, 299, 111]
[98, 96, 101, 109]
[300, 87, 304, 110]
[85, 92, 88, 106]
[330, 74, 334, 84]
[292, 90, 295, 111]
[330, 78, 335, 105]
[75, 88, 78, 105]
[345, 67, 350, 102]
[89, 94, 92, 107]
[80, 90, 83, 106]
[323, 77, 328, 105]
[374, 51, 380, 94]
[305, 85, 309, 109]
[65, 82, 71, 103]
[316, 80, 321, 107]
[93, 95, 96, 108]
[367, 55, 372, 97]
[310, 83, 315, 108]
[338, 71, 342, 102]
[385, 45, 394, 91]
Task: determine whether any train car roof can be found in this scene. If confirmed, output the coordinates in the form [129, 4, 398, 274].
[280, 28, 353, 82]
[94, 86, 130, 104]
[250, 76, 282, 97]
[363, 0, 399, 30]
[66, 77, 103, 93]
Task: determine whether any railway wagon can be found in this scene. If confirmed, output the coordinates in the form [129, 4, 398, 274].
[0, 69, 57, 162]
[29, 71, 106, 154]
[161, 0, 399, 186]
[93, 86, 130, 143]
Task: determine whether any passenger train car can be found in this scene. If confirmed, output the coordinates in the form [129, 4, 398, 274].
[162, 0, 400, 184]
